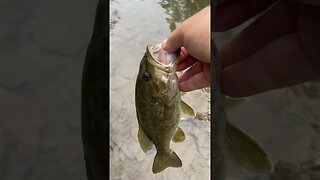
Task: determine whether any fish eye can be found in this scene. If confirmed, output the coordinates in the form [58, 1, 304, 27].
[143, 72, 152, 81]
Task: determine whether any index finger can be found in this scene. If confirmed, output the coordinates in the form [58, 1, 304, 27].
[177, 47, 197, 71]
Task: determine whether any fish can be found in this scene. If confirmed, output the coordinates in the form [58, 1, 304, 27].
[135, 43, 274, 175]
[135, 43, 185, 174]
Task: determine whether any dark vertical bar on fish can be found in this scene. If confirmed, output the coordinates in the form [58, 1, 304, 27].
[212, 1, 226, 179]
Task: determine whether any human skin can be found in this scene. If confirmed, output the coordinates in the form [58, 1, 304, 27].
[216, 0, 320, 97]
[162, 6, 211, 92]
[164, 1, 320, 97]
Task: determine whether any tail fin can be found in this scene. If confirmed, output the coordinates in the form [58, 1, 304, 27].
[152, 151, 182, 174]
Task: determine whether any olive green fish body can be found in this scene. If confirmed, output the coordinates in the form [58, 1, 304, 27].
[135, 44, 182, 173]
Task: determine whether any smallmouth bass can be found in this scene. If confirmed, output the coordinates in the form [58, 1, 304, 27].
[135, 43, 185, 174]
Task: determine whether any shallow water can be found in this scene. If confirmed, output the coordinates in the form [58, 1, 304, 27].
[110, 1, 320, 179]
[110, 0, 211, 179]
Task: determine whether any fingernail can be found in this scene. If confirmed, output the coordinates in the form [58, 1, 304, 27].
[161, 39, 167, 49]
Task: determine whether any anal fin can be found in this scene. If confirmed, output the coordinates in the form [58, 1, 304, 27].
[172, 127, 185, 143]
[138, 125, 153, 153]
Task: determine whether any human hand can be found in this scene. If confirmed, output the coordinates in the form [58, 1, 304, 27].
[162, 6, 211, 92]
[215, 0, 320, 97]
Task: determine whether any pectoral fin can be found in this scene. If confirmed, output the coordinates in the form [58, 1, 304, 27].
[138, 125, 153, 153]
[172, 127, 185, 143]
[226, 122, 273, 173]
[180, 100, 195, 117]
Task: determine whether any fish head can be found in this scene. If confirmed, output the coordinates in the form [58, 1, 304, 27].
[136, 43, 180, 102]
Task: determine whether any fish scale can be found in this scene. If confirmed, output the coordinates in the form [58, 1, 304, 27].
[135, 43, 183, 174]
[135, 42, 274, 176]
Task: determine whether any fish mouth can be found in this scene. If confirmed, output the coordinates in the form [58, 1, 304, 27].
[146, 43, 180, 73]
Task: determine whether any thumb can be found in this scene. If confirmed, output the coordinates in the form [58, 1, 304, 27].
[162, 26, 185, 52]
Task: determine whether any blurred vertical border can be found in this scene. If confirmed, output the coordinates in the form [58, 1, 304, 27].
[81, 0, 108, 179]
